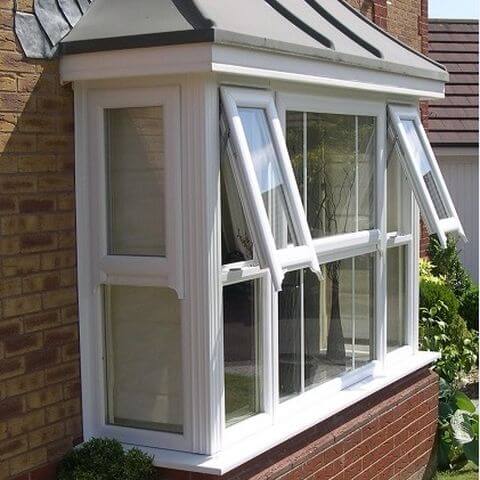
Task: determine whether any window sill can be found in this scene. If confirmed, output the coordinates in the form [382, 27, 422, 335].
[124, 351, 439, 476]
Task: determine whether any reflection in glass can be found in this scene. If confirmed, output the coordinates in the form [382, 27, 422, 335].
[400, 120, 448, 219]
[278, 270, 302, 401]
[105, 286, 182, 433]
[286, 112, 376, 239]
[387, 132, 412, 234]
[223, 281, 261, 426]
[238, 108, 297, 249]
[278, 255, 375, 398]
[106, 106, 166, 256]
[387, 247, 407, 351]
[220, 114, 253, 264]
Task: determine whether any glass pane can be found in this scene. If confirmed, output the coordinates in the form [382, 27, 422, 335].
[221, 114, 253, 264]
[305, 255, 374, 388]
[400, 120, 448, 219]
[387, 133, 412, 234]
[286, 112, 375, 239]
[278, 270, 302, 401]
[105, 285, 182, 433]
[387, 247, 407, 351]
[106, 106, 165, 256]
[238, 107, 297, 249]
[223, 281, 261, 426]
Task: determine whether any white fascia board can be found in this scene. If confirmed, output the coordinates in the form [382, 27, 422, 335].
[121, 351, 439, 476]
[60, 43, 214, 83]
[61, 43, 445, 100]
[212, 45, 446, 100]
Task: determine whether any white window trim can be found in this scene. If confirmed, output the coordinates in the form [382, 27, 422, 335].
[77, 84, 188, 452]
[87, 86, 183, 296]
[220, 87, 320, 291]
[388, 104, 466, 248]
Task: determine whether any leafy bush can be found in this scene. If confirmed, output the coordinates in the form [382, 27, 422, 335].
[427, 235, 472, 298]
[420, 278, 460, 320]
[420, 258, 446, 284]
[57, 438, 154, 480]
[459, 286, 479, 332]
[438, 378, 479, 471]
[419, 302, 478, 385]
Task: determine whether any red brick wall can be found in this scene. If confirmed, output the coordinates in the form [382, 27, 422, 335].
[157, 369, 438, 480]
[0, 2, 81, 479]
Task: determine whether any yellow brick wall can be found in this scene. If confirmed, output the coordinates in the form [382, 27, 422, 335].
[0, 0, 428, 479]
[0, 1, 80, 478]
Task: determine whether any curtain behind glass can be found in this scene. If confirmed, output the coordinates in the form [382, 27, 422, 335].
[106, 106, 166, 256]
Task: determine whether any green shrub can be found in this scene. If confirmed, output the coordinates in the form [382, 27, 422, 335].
[427, 235, 473, 298]
[460, 286, 479, 332]
[438, 378, 479, 471]
[420, 278, 459, 320]
[420, 300, 478, 384]
[57, 438, 154, 480]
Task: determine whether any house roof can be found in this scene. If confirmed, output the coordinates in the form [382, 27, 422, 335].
[428, 19, 479, 147]
[58, 0, 447, 81]
[14, 0, 447, 82]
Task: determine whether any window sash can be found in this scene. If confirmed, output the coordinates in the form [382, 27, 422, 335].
[387, 104, 465, 248]
[220, 87, 320, 291]
[87, 86, 183, 296]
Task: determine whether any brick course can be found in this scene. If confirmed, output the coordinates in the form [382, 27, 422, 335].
[0, 1, 81, 479]
[1, 0, 433, 479]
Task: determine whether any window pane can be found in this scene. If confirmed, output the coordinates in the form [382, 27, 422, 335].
[286, 112, 375, 239]
[223, 281, 261, 426]
[106, 106, 165, 256]
[221, 115, 253, 264]
[105, 285, 182, 433]
[305, 255, 375, 388]
[278, 270, 302, 401]
[400, 120, 448, 219]
[387, 247, 407, 351]
[387, 133, 412, 234]
[238, 108, 298, 249]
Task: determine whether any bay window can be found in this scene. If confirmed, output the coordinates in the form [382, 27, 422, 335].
[76, 82, 454, 469]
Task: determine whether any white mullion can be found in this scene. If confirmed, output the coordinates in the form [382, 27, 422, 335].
[355, 116, 359, 233]
[351, 257, 356, 370]
[300, 269, 305, 393]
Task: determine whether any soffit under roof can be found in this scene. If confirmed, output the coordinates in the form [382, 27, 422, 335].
[16, 0, 448, 82]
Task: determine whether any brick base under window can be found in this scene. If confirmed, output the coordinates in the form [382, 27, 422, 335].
[13, 368, 438, 480]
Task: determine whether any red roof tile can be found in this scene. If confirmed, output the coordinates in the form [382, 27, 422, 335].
[428, 20, 479, 146]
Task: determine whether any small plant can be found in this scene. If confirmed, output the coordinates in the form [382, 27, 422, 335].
[427, 235, 472, 298]
[438, 378, 479, 471]
[419, 302, 478, 385]
[57, 438, 154, 480]
[459, 286, 479, 332]
[420, 278, 459, 321]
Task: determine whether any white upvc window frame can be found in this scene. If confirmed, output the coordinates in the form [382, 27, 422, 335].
[220, 87, 320, 291]
[79, 84, 187, 451]
[388, 104, 466, 248]
[274, 92, 387, 415]
[88, 86, 183, 295]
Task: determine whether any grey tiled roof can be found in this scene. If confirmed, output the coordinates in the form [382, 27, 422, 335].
[14, 0, 94, 59]
[428, 20, 479, 147]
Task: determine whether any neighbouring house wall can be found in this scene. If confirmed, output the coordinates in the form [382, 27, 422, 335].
[156, 369, 438, 480]
[0, 1, 434, 480]
[0, 2, 82, 480]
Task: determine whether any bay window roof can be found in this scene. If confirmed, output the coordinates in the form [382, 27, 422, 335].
[55, 0, 447, 81]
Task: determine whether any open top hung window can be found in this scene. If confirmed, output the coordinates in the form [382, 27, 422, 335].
[220, 87, 320, 290]
[388, 104, 466, 247]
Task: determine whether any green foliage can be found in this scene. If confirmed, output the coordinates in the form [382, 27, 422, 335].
[420, 258, 446, 284]
[419, 303, 478, 385]
[427, 235, 473, 298]
[420, 278, 460, 321]
[438, 379, 479, 471]
[459, 286, 479, 332]
[57, 438, 154, 480]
